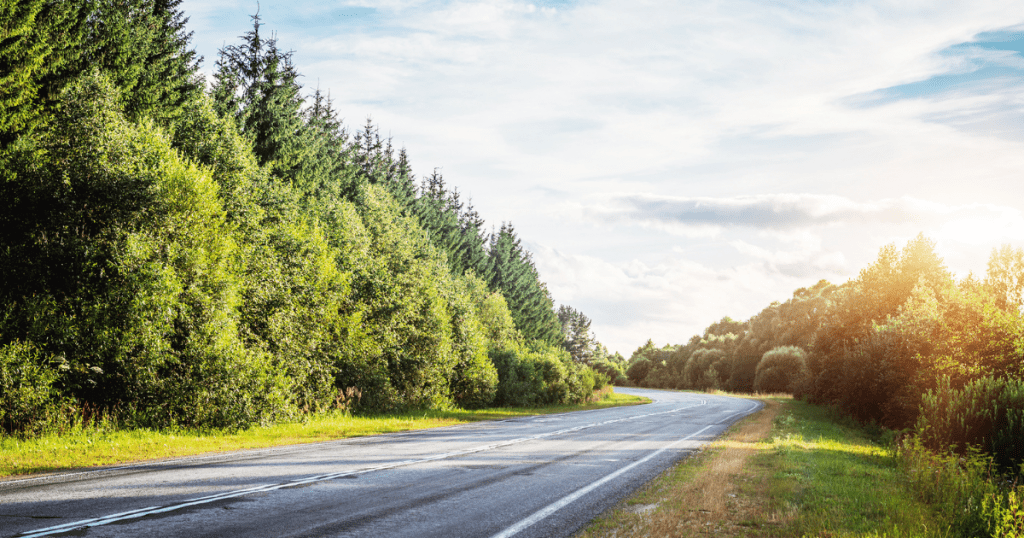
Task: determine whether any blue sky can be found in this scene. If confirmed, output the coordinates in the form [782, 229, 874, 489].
[181, 0, 1024, 354]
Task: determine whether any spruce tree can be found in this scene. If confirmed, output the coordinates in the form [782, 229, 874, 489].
[212, 12, 308, 180]
[486, 224, 561, 344]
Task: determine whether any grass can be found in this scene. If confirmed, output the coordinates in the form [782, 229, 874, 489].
[0, 389, 649, 479]
[578, 395, 945, 538]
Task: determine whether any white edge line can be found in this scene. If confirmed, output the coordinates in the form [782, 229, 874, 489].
[488, 424, 717, 538]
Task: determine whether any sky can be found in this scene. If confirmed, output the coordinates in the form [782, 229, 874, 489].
[180, 0, 1024, 355]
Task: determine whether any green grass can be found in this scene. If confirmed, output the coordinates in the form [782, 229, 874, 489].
[0, 390, 649, 479]
[580, 396, 946, 538]
[762, 400, 942, 537]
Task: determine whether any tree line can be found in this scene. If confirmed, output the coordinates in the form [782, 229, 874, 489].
[0, 1, 611, 434]
[625, 235, 1024, 472]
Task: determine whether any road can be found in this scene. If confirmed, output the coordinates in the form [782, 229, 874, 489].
[0, 388, 761, 538]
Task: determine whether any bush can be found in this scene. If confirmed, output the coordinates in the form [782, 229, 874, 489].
[684, 348, 727, 390]
[917, 376, 1024, 472]
[490, 344, 602, 407]
[625, 357, 652, 386]
[753, 346, 808, 394]
[0, 341, 69, 435]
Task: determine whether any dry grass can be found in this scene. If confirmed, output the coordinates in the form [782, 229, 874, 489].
[579, 398, 783, 538]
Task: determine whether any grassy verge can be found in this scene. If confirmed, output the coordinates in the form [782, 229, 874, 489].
[0, 389, 648, 479]
[579, 396, 944, 538]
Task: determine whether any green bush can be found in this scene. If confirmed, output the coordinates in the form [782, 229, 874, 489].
[753, 345, 808, 394]
[917, 376, 1024, 472]
[490, 344, 601, 407]
[0, 341, 69, 435]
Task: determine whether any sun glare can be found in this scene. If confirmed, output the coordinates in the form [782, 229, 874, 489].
[934, 216, 1016, 247]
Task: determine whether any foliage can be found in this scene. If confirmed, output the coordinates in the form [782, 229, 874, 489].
[753, 346, 808, 394]
[917, 376, 1024, 472]
[485, 223, 562, 345]
[491, 343, 603, 407]
[0, 341, 69, 435]
[0, 9, 613, 438]
[558, 304, 596, 363]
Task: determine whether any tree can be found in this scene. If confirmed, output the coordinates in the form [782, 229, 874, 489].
[1, 0, 202, 144]
[986, 244, 1024, 313]
[413, 169, 490, 278]
[485, 223, 561, 345]
[808, 234, 951, 406]
[557, 305, 595, 363]
[211, 11, 307, 180]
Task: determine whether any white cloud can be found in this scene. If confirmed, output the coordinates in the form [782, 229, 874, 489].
[181, 0, 1024, 354]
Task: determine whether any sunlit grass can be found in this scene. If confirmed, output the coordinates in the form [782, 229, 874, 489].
[0, 390, 649, 479]
[580, 396, 945, 538]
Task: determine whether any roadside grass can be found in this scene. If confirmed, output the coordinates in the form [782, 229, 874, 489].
[0, 389, 648, 479]
[579, 396, 945, 538]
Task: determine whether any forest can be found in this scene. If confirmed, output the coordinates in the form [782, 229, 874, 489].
[624, 233, 1024, 518]
[0, 1, 617, 435]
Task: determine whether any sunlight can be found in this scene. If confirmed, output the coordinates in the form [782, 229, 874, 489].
[934, 215, 1014, 246]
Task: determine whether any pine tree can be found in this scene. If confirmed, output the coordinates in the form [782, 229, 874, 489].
[558, 305, 595, 363]
[0, 1, 85, 145]
[294, 87, 360, 201]
[0, 0, 200, 145]
[212, 11, 308, 180]
[352, 119, 417, 209]
[122, 0, 202, 123]
[486, 224, 561, 344]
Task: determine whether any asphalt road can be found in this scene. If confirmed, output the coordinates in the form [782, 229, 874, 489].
[0, 388, 761, 538]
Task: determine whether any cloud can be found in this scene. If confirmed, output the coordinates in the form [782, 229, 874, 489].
[531, 242, 815, 354]
[181, 0, 1024, 355]
[583, 193, 1020, 233]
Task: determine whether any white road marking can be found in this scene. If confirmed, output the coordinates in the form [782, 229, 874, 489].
[489, 424, 718, 538]
[18, 400, 717, 537]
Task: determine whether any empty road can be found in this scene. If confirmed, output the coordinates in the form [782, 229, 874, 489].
[1, 388, 761, 538]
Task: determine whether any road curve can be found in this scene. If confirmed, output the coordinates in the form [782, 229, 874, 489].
[0, 388, 761, 538]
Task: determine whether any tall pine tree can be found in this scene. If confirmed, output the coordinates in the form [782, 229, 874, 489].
[486, 223, 561, 344]
[211, 11, 307, 181]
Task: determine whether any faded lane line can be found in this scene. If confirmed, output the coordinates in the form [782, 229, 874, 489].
[489, 424, 718, 538]
[716, 400, 762, 424]
[19, 400, 710, 537]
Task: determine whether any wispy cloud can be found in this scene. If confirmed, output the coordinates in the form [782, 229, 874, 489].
[583, 194, 1018, 232]
[182, 0, 1024, 353]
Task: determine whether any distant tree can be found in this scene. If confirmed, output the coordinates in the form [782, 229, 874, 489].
[414, 169, 489, 277]
[557, 305, 595, 363]
[353, 119, 417, 209]
[986, 244, 1024, 313]
[753, 346, 808, 394]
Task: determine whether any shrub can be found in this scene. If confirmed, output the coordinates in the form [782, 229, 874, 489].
[0, 341, 69, 435]
[917, 376, 1024, 472]
[684, 348, 727, 390]
[753, 345, 807, 394]
[625, 357, 652, 386]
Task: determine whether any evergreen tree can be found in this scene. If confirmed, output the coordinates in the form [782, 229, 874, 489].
[212, 11, 307, 180]
[295, 88, 360, 201]
[557, 305, 595, 363]
[0, 1, 86, 145]
[413, 169, 489, 277]
[0, 0, 200, 145]
[486, 224, 561, 344]
[353, 119, 417, 208]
